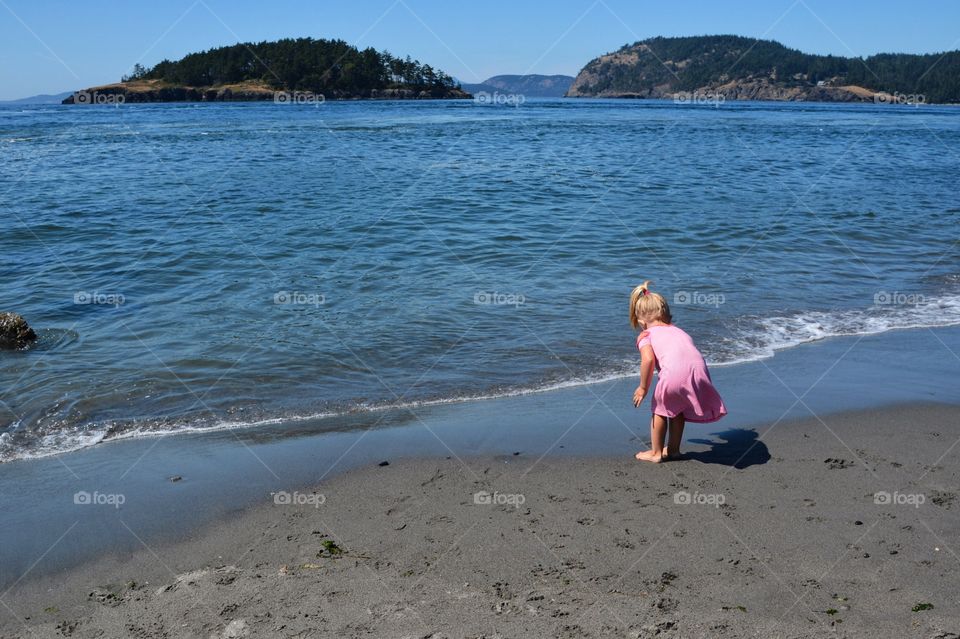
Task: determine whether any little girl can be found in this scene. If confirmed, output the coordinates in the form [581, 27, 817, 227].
[630, 281, 726, 462]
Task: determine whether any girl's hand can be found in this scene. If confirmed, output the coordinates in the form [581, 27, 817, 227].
[633, 385, 647, 407]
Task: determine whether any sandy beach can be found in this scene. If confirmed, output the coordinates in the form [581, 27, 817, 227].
[2, 402, 958, 638]
[5, 6, 960, 638]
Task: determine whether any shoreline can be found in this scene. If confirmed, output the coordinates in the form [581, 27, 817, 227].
[1, 325, 959, 590]
[7, 95, 959, 107]
[2, 402, 958, 637]
[6, 317, 960, 466]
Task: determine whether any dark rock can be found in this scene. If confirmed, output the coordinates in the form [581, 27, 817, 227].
[378, 461, 389, 467]
[0, 312, 37, 349]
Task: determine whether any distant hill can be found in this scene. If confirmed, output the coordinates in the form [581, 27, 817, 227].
[567, 35, 960, 103]
[64, 37, 469, 103]
[1, 91, 72, 104]
[461, 74, 574, 97]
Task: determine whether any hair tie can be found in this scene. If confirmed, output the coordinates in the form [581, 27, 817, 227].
[640, 289, 648, 296]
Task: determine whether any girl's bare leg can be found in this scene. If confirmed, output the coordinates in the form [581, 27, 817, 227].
[665, 413, 686, 459]
[635, 414, 667, 462]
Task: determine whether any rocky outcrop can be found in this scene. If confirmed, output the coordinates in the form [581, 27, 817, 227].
[565, 35, 943, 103]
[583, 77, 874, 102]
[0, 312, 37, 349]
[568, 77, 875, 102]
[62, 80, 470, 104]
[568, 68, 876, 103]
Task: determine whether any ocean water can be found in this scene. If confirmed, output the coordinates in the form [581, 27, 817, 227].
[1, 98, 958, 462]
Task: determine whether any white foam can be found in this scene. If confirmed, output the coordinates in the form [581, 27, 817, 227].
[0, 426, 109, 463]
[717, 292, 960, 366]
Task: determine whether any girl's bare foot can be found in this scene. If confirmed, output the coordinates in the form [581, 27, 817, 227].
[635, 449, 664, 463]
[661, 450, 682, 461]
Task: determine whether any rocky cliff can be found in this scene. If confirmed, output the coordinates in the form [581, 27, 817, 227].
[567, 35, 954, 103]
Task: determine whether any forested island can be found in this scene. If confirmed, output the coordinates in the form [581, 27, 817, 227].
[567, 35, 960, 103]
[63, 38, 470, 103]
[62, 34, 960, 105]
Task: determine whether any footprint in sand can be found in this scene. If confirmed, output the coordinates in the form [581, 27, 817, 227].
[824, 458, 854, 469]
[930, 490, 956, 508]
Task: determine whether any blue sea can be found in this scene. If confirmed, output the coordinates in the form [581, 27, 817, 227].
[1, 98, 959, 462]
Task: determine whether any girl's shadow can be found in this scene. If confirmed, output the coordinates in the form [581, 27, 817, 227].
[684, 428, 770, 469]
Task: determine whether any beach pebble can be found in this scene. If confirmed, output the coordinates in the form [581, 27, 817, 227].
[378, 461, 389, 467]
[220, 618, 249, 638]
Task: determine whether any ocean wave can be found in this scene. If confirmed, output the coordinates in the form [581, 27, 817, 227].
[2, 292, 959, 463]
[0, 371, 630, 463]
[714, 291, 960, 366]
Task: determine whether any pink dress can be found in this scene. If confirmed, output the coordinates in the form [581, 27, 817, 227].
[637, 325, 727, 423]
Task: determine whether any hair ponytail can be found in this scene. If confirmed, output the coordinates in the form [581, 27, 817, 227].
[629, 280, 672, 329]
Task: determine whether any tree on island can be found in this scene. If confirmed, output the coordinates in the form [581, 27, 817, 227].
[122, 63, 149, 83]
[135, 38, 461, 96]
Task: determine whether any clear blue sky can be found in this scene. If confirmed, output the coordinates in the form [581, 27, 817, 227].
[1, 0, 958, 100]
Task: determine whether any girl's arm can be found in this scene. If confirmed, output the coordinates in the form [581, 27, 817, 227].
[633, 345, 655, 407]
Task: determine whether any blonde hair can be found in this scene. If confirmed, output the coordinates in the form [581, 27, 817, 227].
[629, 280, 672, 329]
